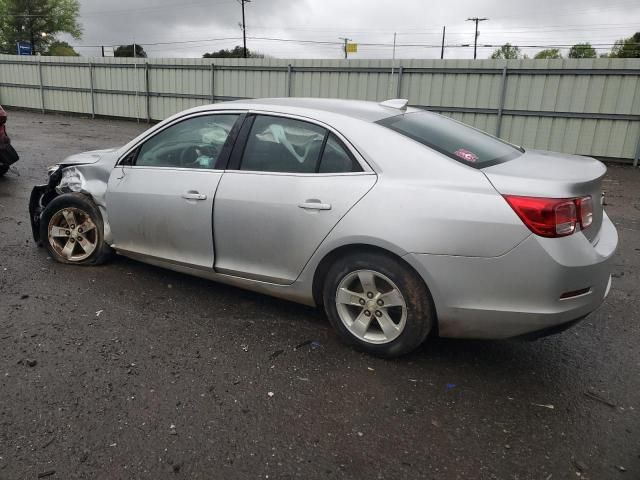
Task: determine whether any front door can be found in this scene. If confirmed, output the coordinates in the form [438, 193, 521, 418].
[213, 114, 376, 284]
[106, 113, 241, 268]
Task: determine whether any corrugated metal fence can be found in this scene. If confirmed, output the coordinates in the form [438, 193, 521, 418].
[1, 55, 639, 164]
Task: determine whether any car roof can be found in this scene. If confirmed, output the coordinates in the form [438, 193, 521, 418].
[190, 97, 421, 123]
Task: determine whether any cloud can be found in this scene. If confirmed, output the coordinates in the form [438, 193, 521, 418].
[66, 0, 640, 59]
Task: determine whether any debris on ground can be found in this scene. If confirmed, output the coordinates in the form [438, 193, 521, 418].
[531, 403, 555, 409]
[37, 470, 56, 478]
[26, 359, 37, 367]
[267, 392, 274, 397]
[20, 294, 29, 299]
[169, 424, 177, 435]
[617, 466, 626, 472]
[269, 349, 284, 359]
[294, 340, 313, 350]
[41, 437, 55, 449]
[310, 340, 321, 349]
[571, 459, 587, 472]
[584, 390, 617, 408]
[446, 383, 457, 390]
[95, 310, 104, 317]
[241, 344, 249, 352]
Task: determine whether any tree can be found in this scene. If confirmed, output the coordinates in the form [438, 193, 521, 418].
[0, 0, 81, 55]
[114, 44, 147, 58]
[609, 32, 640, 58]
[568, 43, 596, 58]
[534, 48, 562, 59]
[203, 45, 263, 58]
[490, 43, 522, 59]
[45, 40, 77, 56]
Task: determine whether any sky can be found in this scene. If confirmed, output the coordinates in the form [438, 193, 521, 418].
[65, 0, 640, 59]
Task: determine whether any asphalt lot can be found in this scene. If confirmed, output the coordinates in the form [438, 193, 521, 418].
[1, 109, 639, 480]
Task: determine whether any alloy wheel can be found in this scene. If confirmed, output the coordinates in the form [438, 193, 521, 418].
[47, 207, 98, 262]
[335, 269, 408, 344]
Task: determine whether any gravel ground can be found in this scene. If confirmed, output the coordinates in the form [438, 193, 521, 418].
[1, 109, 639, 480]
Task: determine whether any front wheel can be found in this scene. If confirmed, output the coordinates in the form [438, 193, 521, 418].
[322, 252, 434, 358]
[39, 193, 113, 265]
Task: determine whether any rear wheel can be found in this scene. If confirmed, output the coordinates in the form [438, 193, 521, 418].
[39, 193, 113, 265]
[323, 252, 434, 358]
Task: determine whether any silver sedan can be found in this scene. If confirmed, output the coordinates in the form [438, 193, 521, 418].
[29, 98, 618, 357]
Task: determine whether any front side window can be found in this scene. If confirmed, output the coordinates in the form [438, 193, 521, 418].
[377, 111, 522, 168]
[135, 114, 239, 169]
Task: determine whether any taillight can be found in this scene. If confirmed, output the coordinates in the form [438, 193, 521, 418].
[578, 196, 593, 229]
[504, 195, 593, 238]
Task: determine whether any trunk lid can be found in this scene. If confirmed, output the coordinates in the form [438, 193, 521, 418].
[482, 149, 606, 242]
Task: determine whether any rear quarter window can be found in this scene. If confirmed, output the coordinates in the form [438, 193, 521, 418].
[376, 111, 522, 168]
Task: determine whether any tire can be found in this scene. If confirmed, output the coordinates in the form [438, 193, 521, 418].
[39, 193, 113, 266]
[322, 251, 434, 358]
[0, 164, 8, 177]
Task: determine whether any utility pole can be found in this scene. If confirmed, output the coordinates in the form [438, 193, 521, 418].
[466, 17, 488, 59]
[440, 26, 446, 59]
[240, 0, 251, 58]
[339, 37, 351, 59]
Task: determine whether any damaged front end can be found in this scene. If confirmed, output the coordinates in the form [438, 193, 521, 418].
[29, 149, 117, 245]
[29, 166, 83, 244]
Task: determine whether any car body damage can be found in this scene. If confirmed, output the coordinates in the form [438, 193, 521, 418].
[29, 149, 118, 245]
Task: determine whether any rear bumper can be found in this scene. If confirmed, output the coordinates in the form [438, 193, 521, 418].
[404, 212, 618, 339]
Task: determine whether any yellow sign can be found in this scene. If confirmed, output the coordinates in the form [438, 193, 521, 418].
[346, 43, 358, 53]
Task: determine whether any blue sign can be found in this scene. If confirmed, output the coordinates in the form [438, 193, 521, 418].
[17, 41, 32, 56]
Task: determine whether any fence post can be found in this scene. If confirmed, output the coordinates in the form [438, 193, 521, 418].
[210, 63, 215, 103]
[396, 65, 404, 98]
[89, 62, 95, 119]
[495, 66, 508, 138]
[145, 62, 150, 123]
[287, 64, 293, 97]
[37, 59, 45, 114]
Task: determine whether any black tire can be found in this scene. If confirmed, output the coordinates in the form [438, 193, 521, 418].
[322, 251, 434, 358]
[0, 164, 8, 177]
[39, 193, 113, 266]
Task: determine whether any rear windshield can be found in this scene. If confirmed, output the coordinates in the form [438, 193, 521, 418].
[377, 111, 523, 168]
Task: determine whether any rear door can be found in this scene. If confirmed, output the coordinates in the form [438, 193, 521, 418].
[106, 112, 242, 268]
[213, 113, 376, 284]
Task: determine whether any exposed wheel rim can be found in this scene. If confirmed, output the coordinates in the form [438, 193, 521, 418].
[47, 207, 98, 262]
[335, 269, 408, 345]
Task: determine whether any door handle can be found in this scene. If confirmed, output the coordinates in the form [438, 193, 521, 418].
[298, 200, 331, 211]
[181, 192, 207, 201]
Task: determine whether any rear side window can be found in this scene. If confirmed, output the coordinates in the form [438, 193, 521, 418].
[319, 133, 361, 173]
[238, 115, 362, 174]
[240, 116, 326, 173]
[377, 111, 522, 168]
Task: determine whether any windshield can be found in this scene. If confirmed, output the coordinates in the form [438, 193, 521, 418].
[377, 111, 523, 168]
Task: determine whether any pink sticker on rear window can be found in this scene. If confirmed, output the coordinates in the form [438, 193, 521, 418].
[454, 148, 478, 162]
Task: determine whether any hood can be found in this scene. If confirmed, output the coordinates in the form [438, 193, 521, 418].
[59, 147, 119, 166]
